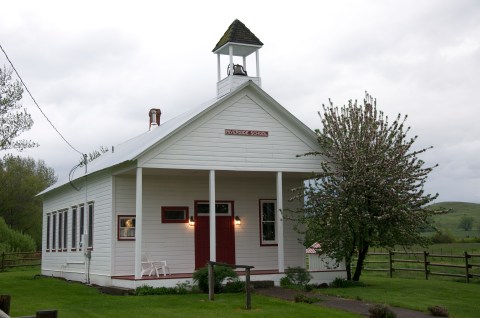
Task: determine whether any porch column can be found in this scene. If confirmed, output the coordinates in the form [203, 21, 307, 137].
[134, 167, 143, 279]
[209, 170, 216, 262]
[276, 172, 285, 273]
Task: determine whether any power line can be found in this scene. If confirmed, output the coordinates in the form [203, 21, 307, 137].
[0, 43, 84, 156]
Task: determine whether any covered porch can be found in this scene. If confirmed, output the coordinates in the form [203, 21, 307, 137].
[111, 167, 310, 285]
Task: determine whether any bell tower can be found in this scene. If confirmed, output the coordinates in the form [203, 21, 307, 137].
[213, 19, 263, 97]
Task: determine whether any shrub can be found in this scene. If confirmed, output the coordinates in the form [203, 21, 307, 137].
[330, 277, 365, 288]
[0, 217, 36, 252]
[135, 281, 194, 295]
[223, 279, 245, 293]
[428, 305, 449, 317]
[280, 266, 312, 289]
[430, 231, 455, 244]
[192, 265, 237, 293]
[368, 304, 397, 318]
[294, 294, 320, 304]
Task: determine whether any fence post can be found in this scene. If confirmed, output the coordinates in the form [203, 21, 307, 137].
[464, 251, 470, 284]
[388, 251, 393, 278]
[208, 262, 214, 301]
[424, 251, 429, 280]
[0, 295, 11, 315]
[245, 267, 251, 310]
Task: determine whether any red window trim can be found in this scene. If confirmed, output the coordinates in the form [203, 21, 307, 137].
[161, 206, 189, 223]
[117, 215, 136, 241]
[259, 199, 278, 247]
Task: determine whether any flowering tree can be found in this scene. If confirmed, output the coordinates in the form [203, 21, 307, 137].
[0, 66, 36, 151]
[291, 93, 443, 281]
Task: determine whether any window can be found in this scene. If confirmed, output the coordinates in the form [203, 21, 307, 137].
[71, 207, 77, 250]
[195, 201, 232, 215]
[58, 212, 63, 251]
[260, 199, 277, 245]
[161, 206, 189, 223]
[118, 215, 136, 240]
[79, 205, 84, 247]
[87, 203, 94, 249]
[46, 214, 51, 251]
[63, 210, 68, 251]
[52, 213, 56, 251]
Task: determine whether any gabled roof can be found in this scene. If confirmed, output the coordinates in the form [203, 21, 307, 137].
[212, 19, 263, 53]
[306, 242, 321, 254]
[39, 80, 318, 196]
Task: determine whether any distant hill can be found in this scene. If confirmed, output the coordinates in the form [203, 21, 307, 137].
[428, 202, 480, 239]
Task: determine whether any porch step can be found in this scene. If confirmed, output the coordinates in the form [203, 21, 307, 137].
[98, 286, 134, 296]
[251, 280, 274, 289]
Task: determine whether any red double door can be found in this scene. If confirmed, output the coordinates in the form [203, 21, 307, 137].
[194, 201, 235, 269]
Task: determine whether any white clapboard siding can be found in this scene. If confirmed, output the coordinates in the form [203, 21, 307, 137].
[140, 93, 320, 172]
[41, 171, 113, 281]
[112, 172, 305, 275]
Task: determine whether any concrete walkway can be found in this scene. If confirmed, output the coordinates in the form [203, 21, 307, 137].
[255, 287, 432, 318]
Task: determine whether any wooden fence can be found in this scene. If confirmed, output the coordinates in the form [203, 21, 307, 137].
[358, 251, 480, 283]
[0, 252, 41, 271]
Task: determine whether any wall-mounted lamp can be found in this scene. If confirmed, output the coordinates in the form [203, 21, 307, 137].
[189, 216, 195, 226]
[235, 216, 241, 225]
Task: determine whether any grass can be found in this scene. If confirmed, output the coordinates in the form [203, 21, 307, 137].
[0, 269, 359, 318]
[317, 273, 480, 318]
[429, 202, 480, 239]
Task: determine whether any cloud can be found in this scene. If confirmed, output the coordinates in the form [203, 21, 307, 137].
[1, 0, 479, 203]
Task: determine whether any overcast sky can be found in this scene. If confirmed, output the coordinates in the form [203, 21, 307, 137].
[1, 0, 479, 203]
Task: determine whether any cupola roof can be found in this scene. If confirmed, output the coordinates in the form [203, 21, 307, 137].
[212, 19, 263, 56]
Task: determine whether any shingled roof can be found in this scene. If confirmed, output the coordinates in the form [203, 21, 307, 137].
[212, 19, 263, 52]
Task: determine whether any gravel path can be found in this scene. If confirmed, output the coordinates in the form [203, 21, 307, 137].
[254, 287, 432, 318]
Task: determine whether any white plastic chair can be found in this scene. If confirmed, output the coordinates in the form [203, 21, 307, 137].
[142, 253, 170, 277]
[140, 255, 156, 277]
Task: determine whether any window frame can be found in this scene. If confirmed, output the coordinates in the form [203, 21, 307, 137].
[79, 204, 85, 248]
[46, 213, 51, 252]
[117, 215, 136, 240]
[161, 206, 189, 223]
[58, 211, 63, 252]
[87, 202, 94, 249]
[52, 212, 57, 251]
[259, 199, 277, 246]
[63, 210, 68, 251]
[71, 206, 77, 251]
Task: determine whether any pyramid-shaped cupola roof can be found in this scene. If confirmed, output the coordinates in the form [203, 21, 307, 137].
[212, 19, 263, 56]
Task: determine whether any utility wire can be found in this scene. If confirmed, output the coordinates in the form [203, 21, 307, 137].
[0, 43, 84, 156]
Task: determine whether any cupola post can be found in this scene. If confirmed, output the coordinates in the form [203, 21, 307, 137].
[213, 19, 263, 97]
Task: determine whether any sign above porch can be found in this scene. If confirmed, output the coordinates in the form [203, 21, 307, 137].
[225, 129, 269, 137]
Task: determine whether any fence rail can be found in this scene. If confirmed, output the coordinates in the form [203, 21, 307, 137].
[357, 250, 480, 283]
[0, 252, 41, 271]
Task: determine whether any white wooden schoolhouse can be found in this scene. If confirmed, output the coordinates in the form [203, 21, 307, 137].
[39, 20, 346, 288]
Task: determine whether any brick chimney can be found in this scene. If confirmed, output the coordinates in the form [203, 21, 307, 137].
[149, 108, 161, 130]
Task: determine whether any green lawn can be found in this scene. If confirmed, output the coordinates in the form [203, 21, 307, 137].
[0, 269, 359, 318]
[317, 274, 480, 318]
[429, 202, 480, 239]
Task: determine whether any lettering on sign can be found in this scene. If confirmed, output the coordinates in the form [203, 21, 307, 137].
[225, 129, 269, 137]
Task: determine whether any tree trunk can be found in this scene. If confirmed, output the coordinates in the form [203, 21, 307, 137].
[345, 261, 352, 280]
[352, 244, 369, 281]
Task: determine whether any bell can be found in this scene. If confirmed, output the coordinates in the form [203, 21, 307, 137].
[233, 64, 247, 76]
